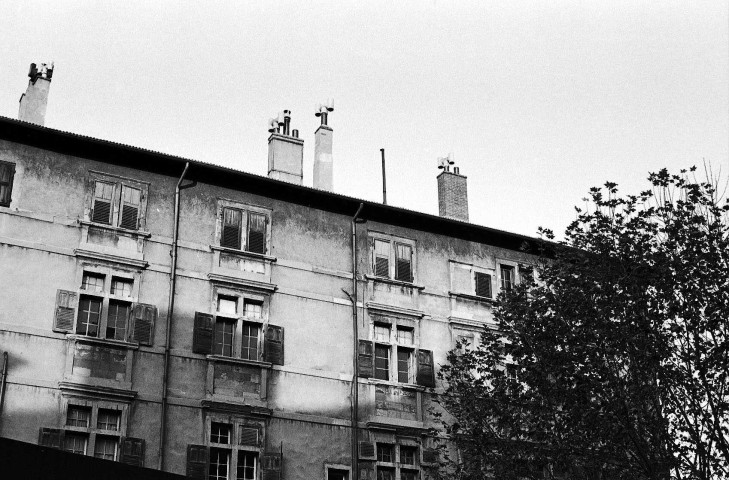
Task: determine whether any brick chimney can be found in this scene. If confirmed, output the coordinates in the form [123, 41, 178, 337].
[19, 62, 54, 126]
[437, 162, 469, 222]
[267, 110, 304, 185]
[313, 102, 334, 191]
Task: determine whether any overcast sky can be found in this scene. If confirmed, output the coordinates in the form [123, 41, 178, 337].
[1, 1, 727, 238]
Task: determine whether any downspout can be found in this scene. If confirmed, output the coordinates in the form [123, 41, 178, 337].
[351, 203, 364, 480]
[0, 352, 8, 431]
[158, 162, 190, 470]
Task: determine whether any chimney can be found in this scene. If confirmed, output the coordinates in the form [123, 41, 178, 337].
[313, 101, 334, 191]
[19, 62, 54, 126]
[267, 110, 304, 185]
[437, 157, 469, 222]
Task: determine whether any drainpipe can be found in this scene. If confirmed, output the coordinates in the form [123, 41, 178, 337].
[0, 352, 8, 430]
[158, 162, 190, 470]
[350, 203, 364, 480]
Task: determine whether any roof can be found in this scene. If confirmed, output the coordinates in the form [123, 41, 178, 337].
[0, 115, 549, 254]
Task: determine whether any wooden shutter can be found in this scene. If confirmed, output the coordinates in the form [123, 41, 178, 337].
[38, 428, 64, 449]
[358, 340, 374, 378]
[192, 312, 214, 355]
[54, 289, 78, 332]
[416, 349, 435, 387]
[239, 427, 259, 446]
[474, 272, 492, 298]
[91, 181, 114, 225]
[264, 325, 284, 365]
[131, 303, 156, 346]
[358, 441, 376, 460]
[221, 207, 242, 249]
[0, 162, 14, 206]
[186, 444, 209, 479]
[373, 239, 389, 277]
[119, 186, 141, 230]
[119, 437, 145, 467]
[395, 244, 412, 282]
[247, 213, 267, 254]
[262, 452, 282, 480]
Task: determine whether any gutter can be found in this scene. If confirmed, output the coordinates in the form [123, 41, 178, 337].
[350, 203, 364, 480]
[158, 162, 190, 470]
[0, 352, 7, 430]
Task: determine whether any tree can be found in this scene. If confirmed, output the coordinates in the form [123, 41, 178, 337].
[436, 167, 729, 480]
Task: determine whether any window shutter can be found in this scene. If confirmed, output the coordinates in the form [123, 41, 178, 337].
[416, 349, 435, 388]
[186, 444, 209, 479]
[264, 325, 284, 365]
[262, 452, 282, 480]
[358, 441, 376, 460]
[239, 427, 259, 446]
[247, 213, 267, 254]
[192, 312, 214, 355]
[54, 289, 78, 332]
[357, 340, 374, 378]
[221, 207, 242, 249]
[119, 437, 145, 467]
[359, 466, 375, 480]
[38, 428, 64, 449]
[395, 244, 413, 282]
[474, 272, 492, 298]
[120, 204, 139, 230]
[131, 303, 156, 346]
[0, 162, 15, 206]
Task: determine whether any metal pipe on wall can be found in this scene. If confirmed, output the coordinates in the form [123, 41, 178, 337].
[351, 202, 364, 480]
[380, 149, 387, 205]
[158, 162, 190, 470]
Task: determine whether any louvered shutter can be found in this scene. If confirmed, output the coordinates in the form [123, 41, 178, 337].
[186, 444, 209, 479]
[192, 312, 214, 355]
[120, 205, 139, 230]
[262, 452, 282, 480]
[373, 239, 389, 277]
[221, 207, 242, 249]
[0, 162, 14, 206]
[131, 303, 156, 346]
[357, 340, 374, 378]
[91, 181, 114, 225]
[358, 441, 376, 460]
[264, 325, 284, 365]
[38, 428, 64, 449]
[474, 272, 492, 298]
[239, 427, 259, 446]
[416, 349, 435, 387]
[119, 437, 145, 467]
[395, 244, 412, 282]
[54, 289, 78, 332]
[247, 213, 267, 254]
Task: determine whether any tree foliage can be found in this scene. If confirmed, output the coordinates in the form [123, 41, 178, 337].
[437, 167, 729, 480]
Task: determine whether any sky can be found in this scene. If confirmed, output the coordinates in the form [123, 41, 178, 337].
[1, 1, 727, 238]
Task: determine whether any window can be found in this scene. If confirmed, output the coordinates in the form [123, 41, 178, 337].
[220, 206, 269, 255]
[87, 173, 148, 231]
[241, 322, 260, 361]
[186, 421, 262, 480]
[500, 265, 515, 291]
[95, 435, 119, 460]
[0, 161, 15, 207]
[53, 269, 156, 346]
[450, 261, 494, 299]
[67, 406, 91, 427]
[370, 235, 416, 283]
[97, 409, 121, 431]
[374, 344, 390, 380]
[65, 432, 88, 454]
[377, 444, 394, 462]
[372, 443, 419, 480]
[214, 319, 235, 357]
[327, 468, 350, 480]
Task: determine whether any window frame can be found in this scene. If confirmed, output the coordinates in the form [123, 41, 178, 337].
[85, 171, 149, 232]
[369, 315, 419, 386]
[209, 288, 268, 361]
[204, 416, 263, 480]
[368, 232, 416, 284]
[0, 160, 16, 207]
[373, 442, 420, 480]
[449, 260, 496, 300]
[498, 261, 519, 292]
[216, 200, 271, 256]
[61, 397, 127, 461]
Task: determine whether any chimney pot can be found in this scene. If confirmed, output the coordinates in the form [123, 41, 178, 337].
[292, 129, 299, 138]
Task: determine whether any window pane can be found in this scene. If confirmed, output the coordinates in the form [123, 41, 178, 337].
[213, 320, 235, 356]
[397, 349, 412, 383]
[374, 345, 390, 380]
[241, 322, 260, 361]
[97, 409, 121, 431]
[94, 435, 118, 460]
[82, 272, 105, 292]
[210, 422, 231, 444]
[111, 277, 133, 297]
[64, 432, 88, 455]
[247, 213, 266, 254]
[77, 297, 101, 337]
[107, 301, 130, 340]
[243, 300, 262, 319]
[209, 448, 230, 480]
[400, 446, 417, 465]
[328, 469, 349, 480]
[94, 181, 114, 200]
[377, 444, 394, 463]
[237, 451, 257, 480]
[501, 265, 515, 290]
[0, 163, 10, 182]
[374, 324, 390, 342]
[395, 244, 412, 282]
[374, 240, 390, 277]
[66, 406, 91, 427]
[218, 296, 238, 315]
[121, 185, 141, 206]
[221, 208, 242, 249]
[396, 327, 413, 345]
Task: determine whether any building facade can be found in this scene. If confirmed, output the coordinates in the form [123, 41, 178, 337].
[0, 67, 541, 480]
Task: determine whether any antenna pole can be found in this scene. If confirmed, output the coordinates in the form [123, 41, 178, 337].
[380, 148, 387, 205]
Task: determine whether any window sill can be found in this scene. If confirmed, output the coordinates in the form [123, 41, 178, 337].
[366, 378, 426, 392]
[365, 275, 425, 291]
[448, 291, 495, 304]
[210, 245, 277, 263]
[66, 334, 140, 350]
[206, 355, 272, 369]
[79, 220, 152, 238]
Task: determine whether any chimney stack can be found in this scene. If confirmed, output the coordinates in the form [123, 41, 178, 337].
[19, 62, 54, 126]
[313, 101, 334, 191]
[267, 110, 304, 185]
[437, 155, 469, 222]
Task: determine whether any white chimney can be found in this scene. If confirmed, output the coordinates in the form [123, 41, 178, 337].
[313, 102, 334, 191]
[19, 62, 54, 126]
[267, 110, 304, 185]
